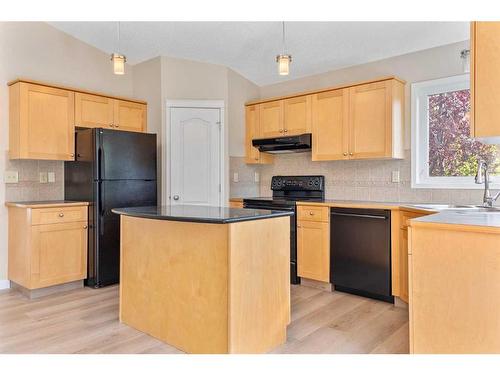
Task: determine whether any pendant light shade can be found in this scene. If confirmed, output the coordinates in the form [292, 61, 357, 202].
[276, 54, 292, 76]
[111, 53, 126, 75]
[276, 22, 292, 76]
[460, 49, 470, 73]
[111, 22, 126, 75]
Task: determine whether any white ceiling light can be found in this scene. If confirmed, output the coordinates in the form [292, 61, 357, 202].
[111, 22, 126, 75]
[276, 22, 292, 76]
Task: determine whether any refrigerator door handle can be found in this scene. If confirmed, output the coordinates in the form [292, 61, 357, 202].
[98, 182, 105, 236]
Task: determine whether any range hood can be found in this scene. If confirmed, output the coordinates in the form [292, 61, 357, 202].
[252, 133, 312, 154]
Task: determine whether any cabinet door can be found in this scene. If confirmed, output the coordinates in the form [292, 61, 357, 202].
[31, 222, 88, 289]
[245, 105, 273, 164]
[297, 220, 330, 282]
[471, 21, 500, 139]
[284, 95, 312, 135]
[349, 81, 392, 159]
[259, 101, 284, 138]
[245, 105, 262, 163]
[114, 100, 147, 132]
[311, 89, 349, 161]
[75, 93, 114, 129]
[19, 83, 75, 160]
[400, 228, 409, 303]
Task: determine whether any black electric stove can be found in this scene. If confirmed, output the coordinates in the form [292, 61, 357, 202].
[243, 175, 325, 284]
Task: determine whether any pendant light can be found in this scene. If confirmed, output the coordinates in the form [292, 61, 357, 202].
[460, 49, 470, 73]
[276, 22, 292, 76]
[111, 22, 126, 75]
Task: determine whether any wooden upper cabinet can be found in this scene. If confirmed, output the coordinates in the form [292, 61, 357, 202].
[9, 82, 75, 161]
[259, 100, 284, 138]
[471, 21, 500, 141]
[311, 89, 349, 161]
[114, 100, 147, 132]
[348, 79, 404, 159]
[75, 93, 114, 129]
[283, 95, 312, 136]
[245, 105, 273, 164]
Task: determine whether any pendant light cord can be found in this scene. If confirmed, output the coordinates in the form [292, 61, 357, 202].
[282, 21, 286, 55]
[117, 21, 120, 54]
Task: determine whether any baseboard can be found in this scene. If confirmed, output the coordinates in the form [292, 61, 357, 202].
[0, 280, 11, 290]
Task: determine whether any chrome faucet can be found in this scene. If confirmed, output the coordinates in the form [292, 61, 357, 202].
[475, 160, 500, 207]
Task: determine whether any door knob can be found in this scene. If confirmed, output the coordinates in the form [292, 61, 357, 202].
[173, 195, 180, 200]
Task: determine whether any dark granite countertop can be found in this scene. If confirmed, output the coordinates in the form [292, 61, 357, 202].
[112, 205, 293, 224]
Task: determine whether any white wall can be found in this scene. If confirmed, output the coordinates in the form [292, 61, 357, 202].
[0, 22, 135, 282]
[132, 57, 162, 201]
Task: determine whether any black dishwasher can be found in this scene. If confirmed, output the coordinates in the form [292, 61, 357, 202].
[330, 207, 393, 303]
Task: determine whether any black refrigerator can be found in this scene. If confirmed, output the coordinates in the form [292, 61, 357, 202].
[65, 128, 157, 288]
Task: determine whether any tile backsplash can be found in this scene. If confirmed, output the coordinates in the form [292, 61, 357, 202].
[231, 151, 488, 205]
[4, 154, 64, 202]
[229, 157, 260, 198]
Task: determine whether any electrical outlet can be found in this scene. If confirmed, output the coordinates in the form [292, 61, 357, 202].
[254, 172, 260, 183]
[233, 172, 239, 183]
[48, 172, 56, 183]
[39, 172, 48, 184]
[4, 171, 19, 184]
[391, 170, 400, 183]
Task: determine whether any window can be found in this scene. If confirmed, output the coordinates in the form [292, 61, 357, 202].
[411, 74, 500, 188]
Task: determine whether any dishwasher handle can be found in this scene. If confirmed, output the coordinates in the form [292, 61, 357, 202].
[331, 212, 388, 220]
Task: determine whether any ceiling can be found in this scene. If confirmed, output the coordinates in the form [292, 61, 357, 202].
[49, 22, 469, 86]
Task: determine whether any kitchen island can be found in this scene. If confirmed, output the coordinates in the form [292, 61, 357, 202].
[112, 205, 293, 354]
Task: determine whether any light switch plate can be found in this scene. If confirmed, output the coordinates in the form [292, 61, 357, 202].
[39, 172, 48, 184]
[254, 172, 260, 183]
[233, 172, 239, 183]
[392, 170, 400, 183]
[48, 172, 56, 183]
[4, 170, 19, 184]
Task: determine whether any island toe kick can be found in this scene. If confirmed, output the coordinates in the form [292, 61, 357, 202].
[118, 215, 291, 354]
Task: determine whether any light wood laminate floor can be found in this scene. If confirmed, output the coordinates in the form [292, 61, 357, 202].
[0, 284, 409, 354]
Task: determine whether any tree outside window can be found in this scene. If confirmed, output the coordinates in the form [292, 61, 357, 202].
[428, 89, 500, 177]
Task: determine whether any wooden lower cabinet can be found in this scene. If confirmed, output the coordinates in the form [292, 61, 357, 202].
[394, 209, 432, 303]
[31, 222, 88, 289]
[7, 202, 89, 290]
[409, 223, 500, 353]
[297, 205, 330, 283]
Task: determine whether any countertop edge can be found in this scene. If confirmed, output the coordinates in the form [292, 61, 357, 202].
[111, 208, 293, 224]
[5, 201, 90, 208]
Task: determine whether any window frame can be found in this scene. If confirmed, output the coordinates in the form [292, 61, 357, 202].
[411, 74, 500, 189]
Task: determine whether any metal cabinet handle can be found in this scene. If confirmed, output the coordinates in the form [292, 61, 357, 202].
[349, 152, 353, 156]
[343, 152, 348, 156]
[83, 225, 88, 229]
[279, 129, 284, 133]
[173, 195, 180, 200]
[70, 153, 75, 158]
[309, 211, 314, 215]
[58, 213, 64, 217]
[115, 124, 119, 128]
[284, 129, 288, 133]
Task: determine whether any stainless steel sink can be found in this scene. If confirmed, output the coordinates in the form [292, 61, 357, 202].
[411, 204, 500, 212]
[411, 204, 478, 210]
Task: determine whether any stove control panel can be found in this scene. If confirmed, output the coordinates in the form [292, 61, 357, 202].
[271, 175, 325, 191]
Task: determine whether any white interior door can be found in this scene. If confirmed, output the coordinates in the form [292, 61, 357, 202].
[170, 107, 221, 206]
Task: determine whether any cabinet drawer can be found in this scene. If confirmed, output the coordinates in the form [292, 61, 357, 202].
[297, 206, 329, 222]
[31, 206, 88, 225]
